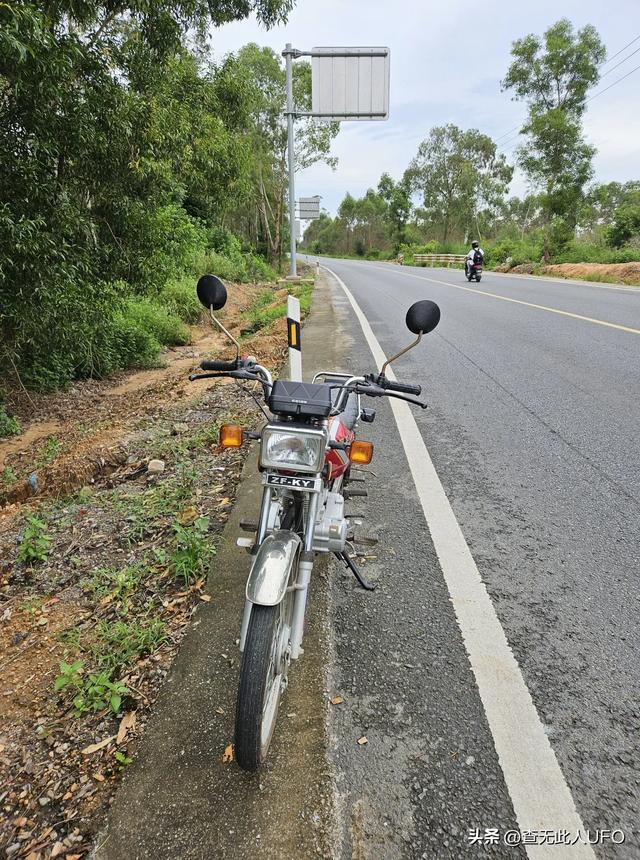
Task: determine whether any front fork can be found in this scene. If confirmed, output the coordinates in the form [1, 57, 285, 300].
[239, 486, 319, 659]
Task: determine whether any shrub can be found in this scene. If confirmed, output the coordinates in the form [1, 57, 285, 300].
[0, 405, 21, 438]
[160, 277, 202, 324]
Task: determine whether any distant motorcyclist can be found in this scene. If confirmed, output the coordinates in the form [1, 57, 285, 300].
[465, 241, 484, 277]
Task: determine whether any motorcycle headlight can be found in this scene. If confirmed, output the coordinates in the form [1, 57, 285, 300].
[260, 426, 326, 474]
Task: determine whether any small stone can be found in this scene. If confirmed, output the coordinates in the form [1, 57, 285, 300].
[38, 796, 51, 806]
[465, 755, 475, 766]
[147, 459, 165, 474]
[171, 423, 189, 435]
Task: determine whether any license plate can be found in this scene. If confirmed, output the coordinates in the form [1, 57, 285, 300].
[265, 474, 318, 491]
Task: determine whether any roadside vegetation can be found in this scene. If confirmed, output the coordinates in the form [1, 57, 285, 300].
[0, 278, 305, 855]
[0, 2, 335, 406]
[301, 20, 640, 280]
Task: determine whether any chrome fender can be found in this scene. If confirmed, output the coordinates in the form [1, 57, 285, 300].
[246, 530, 301, 606]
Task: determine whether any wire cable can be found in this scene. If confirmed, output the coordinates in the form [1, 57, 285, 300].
[601, 34, 640, 67]
[599, 44, 640, 80]
[588, 62, 640, 102]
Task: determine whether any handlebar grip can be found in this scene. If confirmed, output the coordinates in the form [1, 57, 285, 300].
[385, 379, 422, 396]
[200, 359, 238, 371]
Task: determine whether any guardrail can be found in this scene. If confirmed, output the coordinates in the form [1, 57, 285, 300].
[413, 254, 466, 267]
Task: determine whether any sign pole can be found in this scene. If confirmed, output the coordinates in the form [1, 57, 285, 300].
[284, 44, 297, 278]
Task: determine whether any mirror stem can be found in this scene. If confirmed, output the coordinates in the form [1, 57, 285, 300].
[210, 306, 240, 360]
[380, 332, 422, 376]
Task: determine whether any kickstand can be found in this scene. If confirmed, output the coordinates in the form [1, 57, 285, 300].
[336, 550, 376, 591]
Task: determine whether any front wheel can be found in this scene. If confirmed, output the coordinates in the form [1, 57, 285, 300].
[235, 597, 292, 770]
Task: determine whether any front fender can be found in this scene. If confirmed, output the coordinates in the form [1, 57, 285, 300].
[246, 530, 301, 606]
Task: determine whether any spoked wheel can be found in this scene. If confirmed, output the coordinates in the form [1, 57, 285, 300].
[234, 591, 294, 771]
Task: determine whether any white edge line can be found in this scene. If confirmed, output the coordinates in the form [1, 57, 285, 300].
[323, 264, 595, 859]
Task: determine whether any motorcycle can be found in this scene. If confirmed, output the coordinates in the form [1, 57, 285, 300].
[465, 257, 483, 282]
[190, 273, 441, 770]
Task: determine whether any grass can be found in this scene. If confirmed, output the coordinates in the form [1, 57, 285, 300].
[36, 436, 62, 468]
[243, 282, 315, 335]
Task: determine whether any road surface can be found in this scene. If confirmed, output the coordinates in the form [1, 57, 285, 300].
[317, 258, 639, 858]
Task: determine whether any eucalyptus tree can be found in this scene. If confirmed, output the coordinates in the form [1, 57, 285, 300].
[502, 18, 606, 259]
[406, 124, 512, 243]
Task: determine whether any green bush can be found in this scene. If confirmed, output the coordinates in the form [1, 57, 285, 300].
[125, 298, 190, 347]
[0, 405, 21, 438]
[160, 277, 203, 324]
[553, 242, 640, 264]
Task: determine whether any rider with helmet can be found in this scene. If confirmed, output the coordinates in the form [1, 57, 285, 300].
[465, 241, 484, 277]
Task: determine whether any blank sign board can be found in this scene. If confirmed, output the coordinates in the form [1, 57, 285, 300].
[311, 47, 390, 121]
[298, 196, 320, 219]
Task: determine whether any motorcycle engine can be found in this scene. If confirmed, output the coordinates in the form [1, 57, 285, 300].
[313, 491, 348, 552]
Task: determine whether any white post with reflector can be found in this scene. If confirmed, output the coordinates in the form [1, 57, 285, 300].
[287, 294, 302, 381]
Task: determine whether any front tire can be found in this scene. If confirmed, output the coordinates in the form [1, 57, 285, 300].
[235, 599, 291, 770]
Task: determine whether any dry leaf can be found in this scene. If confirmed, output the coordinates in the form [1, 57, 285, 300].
[222, 744, 234, 763]
[357, 736, 368, 746]
[330, 696, 344, 706]
[199, 594, 212, 602]
[82, 735, 116, 755]
[177, 506, 198, 525]
[215, 707, 225, 715]
[50, 842, 65, 858]
[116, 712, 136, 744]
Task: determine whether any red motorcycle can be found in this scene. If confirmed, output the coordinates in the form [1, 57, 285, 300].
[190, 274, 440, 770]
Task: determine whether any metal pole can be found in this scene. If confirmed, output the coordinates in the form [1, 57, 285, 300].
[284, 44, 297, 278]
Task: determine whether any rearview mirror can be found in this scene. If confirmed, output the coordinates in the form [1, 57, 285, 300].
[197, 274, 227, 311]
[406, 300, 440, 335]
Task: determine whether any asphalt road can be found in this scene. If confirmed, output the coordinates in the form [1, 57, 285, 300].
[314, 258, 639, 858]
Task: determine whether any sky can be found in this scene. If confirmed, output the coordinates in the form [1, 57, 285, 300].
[207, 0, 640, 215]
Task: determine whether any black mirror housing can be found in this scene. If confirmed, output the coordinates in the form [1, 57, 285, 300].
[406, 300, 440, 335]
[197, 274, 227, 311]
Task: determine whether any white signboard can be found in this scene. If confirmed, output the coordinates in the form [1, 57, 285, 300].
[311, 47, 390, 121]
[298, 196, 321, 219]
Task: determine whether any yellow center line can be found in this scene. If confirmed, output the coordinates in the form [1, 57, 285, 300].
[372, 265, 640, 336]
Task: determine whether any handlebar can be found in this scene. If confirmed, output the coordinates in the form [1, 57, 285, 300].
[200, 358, 238, 371]
[373, 375, 422, 397]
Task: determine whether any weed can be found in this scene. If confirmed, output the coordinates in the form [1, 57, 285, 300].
[114, 750, 133, 769]
[171, 516, 213, 586]
[36, 436, 62, 467]
[21, 596, 45, 614]
[1, 466, 18, 487]
[54, 660, 130, 714]
[82, 562, 147, 612]
[73, 671, 129, 715]
[93, 617, 168, 673]
[17, 515, 51, 563]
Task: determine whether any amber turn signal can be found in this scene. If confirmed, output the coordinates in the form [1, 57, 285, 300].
[219, 424, 244, 448]
[349, 440, 374, 465]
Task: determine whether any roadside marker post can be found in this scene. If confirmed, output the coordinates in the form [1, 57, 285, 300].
[287, 295, 302, 381]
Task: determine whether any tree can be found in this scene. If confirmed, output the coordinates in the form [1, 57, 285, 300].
[502, 18, 606, 259]
[378, 173, 412, 250]
[606, 205, 640, 248]
[0, 1, 299, 389]
[406, 124, 512, 243]
[223, 44, 338, 266]
[338, 193, 358, 254]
